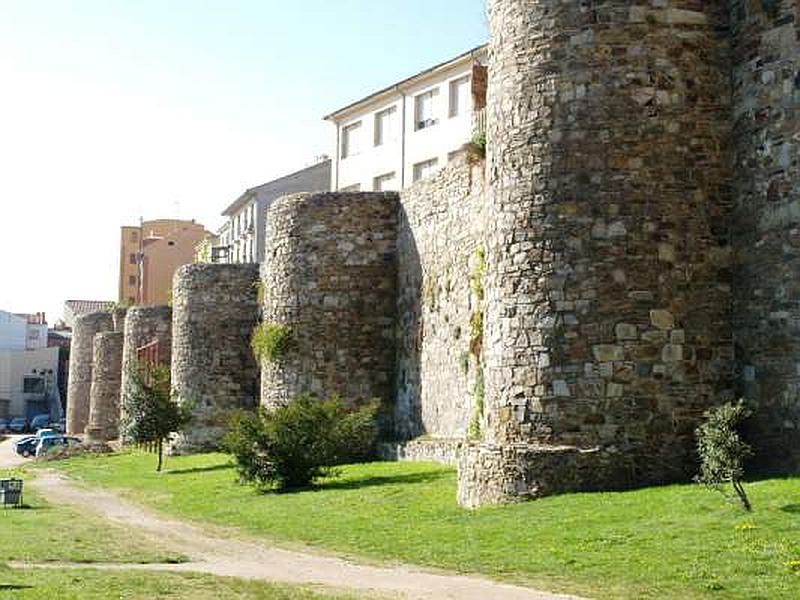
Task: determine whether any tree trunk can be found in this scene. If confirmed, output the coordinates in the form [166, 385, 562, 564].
[156, 437, 163, 473]
[733, 479, 751, 512]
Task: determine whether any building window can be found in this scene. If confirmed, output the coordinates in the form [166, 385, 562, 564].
[129, 253, 137, 265]
[128, 275, 136, 286]
[374, 106, 396, 146]
[341, 184, 361, 192]
[128, 296, 135, 304]
[413, 158, 439, 182]
[415, 89, 438, 130]
[130, 231, 138, 242]
[373, 172, 396, 192]
[342, 121, 362, 158]
[23, 376, 45, 395]
[449, 75, 471, 118]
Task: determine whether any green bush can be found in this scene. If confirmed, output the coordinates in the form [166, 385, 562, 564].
[222, 395, 380, 490]
[251, 322, 291, 363]
[695, 399, 753, 511]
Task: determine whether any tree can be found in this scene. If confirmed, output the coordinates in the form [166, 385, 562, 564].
[695, 400, 753, 511]
[120, 361, 190, 472]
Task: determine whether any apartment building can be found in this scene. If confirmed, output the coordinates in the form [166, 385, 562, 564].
[325, 45, 487, 192]
[216, 160, 331, 264]
[119, 219, 211, 306]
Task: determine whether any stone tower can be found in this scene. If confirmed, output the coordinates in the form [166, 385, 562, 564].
[730, 0, 800, 472]
[460, 1, 736, 506]
[170, 264, 261, 453]
[66, 311, 114, 435]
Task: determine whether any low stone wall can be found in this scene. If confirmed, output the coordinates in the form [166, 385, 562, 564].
[120, 305, 172, 432]
[395, 157, 486, 440]
[170, 264, 261, 453]
[260, 192, 399, 422]
[86, 332, 124, 441]
[378, 438, 465, 466]
[66, 311, 113, 435]
[457, 443, 627, 508]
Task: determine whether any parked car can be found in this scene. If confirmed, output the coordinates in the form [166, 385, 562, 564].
[8, 418, 27, 433]
[35, 428, 58, 440]
[0, 419, 9, 433]
[29, 414, 50, 432]
[53, 419, 66, 433]
[13, 436, 38, 458]
[35, 435, 82, 457]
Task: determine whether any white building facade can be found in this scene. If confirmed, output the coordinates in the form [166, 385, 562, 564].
[325, 45, 487, 192]
[216, 160, 331, 264]
[0, 310, 59, 419]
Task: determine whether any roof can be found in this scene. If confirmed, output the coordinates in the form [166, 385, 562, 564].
[222, 159, 332, 217]
[63, 300, 113, 316]
[324, 44, 488, 122]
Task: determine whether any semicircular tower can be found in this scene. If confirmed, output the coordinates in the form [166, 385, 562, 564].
[460, 0, 734, 506]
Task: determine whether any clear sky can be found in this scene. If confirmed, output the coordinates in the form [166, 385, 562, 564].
[0, 0, 487, 324]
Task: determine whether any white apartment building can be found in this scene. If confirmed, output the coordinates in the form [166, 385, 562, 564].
[216, 160, 331, 264]
[325, 45, 487, 192]
[0, 310, 59, 419]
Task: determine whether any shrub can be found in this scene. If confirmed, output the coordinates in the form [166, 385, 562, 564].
[695, 399, 753, 511]
[251, 322, 291, 363]
[222, 395, 380, 490]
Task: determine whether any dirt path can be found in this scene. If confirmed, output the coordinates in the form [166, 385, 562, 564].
[0, 435, 27, 468]
[22, 469, 582, 600]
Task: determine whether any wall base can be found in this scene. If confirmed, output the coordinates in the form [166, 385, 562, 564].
[456, 443, 634, 508]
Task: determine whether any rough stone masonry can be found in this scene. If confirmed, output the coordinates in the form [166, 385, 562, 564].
[66, 311, 113, 435]
[170, 264, 261, 453]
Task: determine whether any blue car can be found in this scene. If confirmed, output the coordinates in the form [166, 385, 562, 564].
[35, 436, 82, 457]
[8, 418, 27, 433]
[13, 436, 38, 458]
[29, 414, 50, 432]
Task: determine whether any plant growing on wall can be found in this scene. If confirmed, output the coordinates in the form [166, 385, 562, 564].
[251, 322, 291, 363]
[120, 361, 191, 472]
[695, 400, 754, 511]
[467, 245, 487, 440]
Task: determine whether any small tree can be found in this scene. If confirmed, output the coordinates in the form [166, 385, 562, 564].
[121, 361, 191, 472]
[695, 400, 753, 511]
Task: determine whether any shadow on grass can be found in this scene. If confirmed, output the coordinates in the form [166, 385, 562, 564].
[164, 463, 232, 476]
[266, 468, 452, 495]
[780, 504, 800, 514]
[0, 584, 33, 590]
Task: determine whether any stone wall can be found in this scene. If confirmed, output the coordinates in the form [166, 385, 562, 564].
[465, 0, 736, 503]
[730, 0, 800, 472]
[394, 157, 487, 439]
[86, 332, 124, 441]
[120, 305, 172, 433]
[170, 264, 261, 452]
[66, 311, 113, 435]
[260, 192, 399, 421]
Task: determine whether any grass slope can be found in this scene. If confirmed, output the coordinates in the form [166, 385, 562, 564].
[49, 451, 800, 599]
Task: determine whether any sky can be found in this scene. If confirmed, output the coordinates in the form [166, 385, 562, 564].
[0, 0, 487, 324]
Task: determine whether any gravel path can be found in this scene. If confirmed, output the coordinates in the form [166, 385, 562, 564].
[0, 434, 26, 468]
[1, 435, 583, 600]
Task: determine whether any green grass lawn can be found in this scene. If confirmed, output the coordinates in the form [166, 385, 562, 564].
[0, 566, 358, 600]
[45, 451, 800, 599]
[0, 467, 362, 599]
